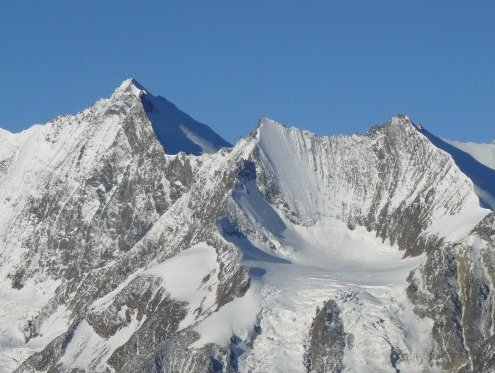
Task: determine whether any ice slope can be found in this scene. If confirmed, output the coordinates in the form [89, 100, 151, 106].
[116, 79, 231, 155]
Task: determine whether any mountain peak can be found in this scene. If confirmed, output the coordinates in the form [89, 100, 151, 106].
[389, 114, 412, 126]
[108, 79, 231, 155]
[112, 78, 147, 98]
[257, 116, 284, 129]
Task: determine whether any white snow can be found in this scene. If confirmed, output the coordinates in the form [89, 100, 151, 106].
[215, 117, 490, 371]
[427, 190, 490, 241]
[113, 78, 146, 98]
[444, 138, 495, 170]
[143, 243, 220, 329]
[59, 310, 144, 371]
[56, 243, 222, 371]
[0, 278, 66, 372]
[0, 80, 151, 370]
[234, 175, 423, 277]
[0, 99, 133, 280]
[255, 117, 490, 241]
[144, 243, 217, 303]
[224, 157, 432, 372]
[237, 263, 437, 373]
[190, 281, 262, 348]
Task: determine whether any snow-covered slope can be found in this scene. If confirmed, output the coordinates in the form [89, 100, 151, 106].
[0, 82, 494, 372]
[415, 127, 495, 209]
[218, 115, 491, 372]
[444, 138, 495, 170]
[118, 79, 231, 155]
[250, 116, 488, 246]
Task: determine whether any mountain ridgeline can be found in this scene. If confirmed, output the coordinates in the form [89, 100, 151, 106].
[0, 80, 494, 372]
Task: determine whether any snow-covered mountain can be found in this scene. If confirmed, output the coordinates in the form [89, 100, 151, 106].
[416, 127, 495, 209]
[116, 79, 231, 155]
[1, 80, 494, 372]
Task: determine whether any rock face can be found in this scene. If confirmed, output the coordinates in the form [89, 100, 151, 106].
[406, 212, 495, 372]
[0, 81, 494, 372]
[304, 300, 346, 373]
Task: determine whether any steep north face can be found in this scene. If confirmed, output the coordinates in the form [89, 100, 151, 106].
[0, 80, 494, 372]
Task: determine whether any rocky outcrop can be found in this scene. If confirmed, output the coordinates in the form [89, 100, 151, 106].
[406, 212, 495, 372]
[305, 300, 346, 373]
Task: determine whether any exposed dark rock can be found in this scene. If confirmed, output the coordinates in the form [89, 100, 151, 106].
[305, 300, 346, 373]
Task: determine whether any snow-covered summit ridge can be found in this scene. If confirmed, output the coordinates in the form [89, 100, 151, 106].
[111, 78, 231, 155]
[257, 113, 416, 141]
[112, 78, 147, 98]
[257, 116, 284, 129]
[251, 113, 490, 247]
[0, 78, 231, 157]
[389, 113, 412, 126]
[255, 113, 493, 215]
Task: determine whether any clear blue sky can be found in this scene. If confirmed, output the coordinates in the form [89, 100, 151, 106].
[0, 1, 494, 143]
